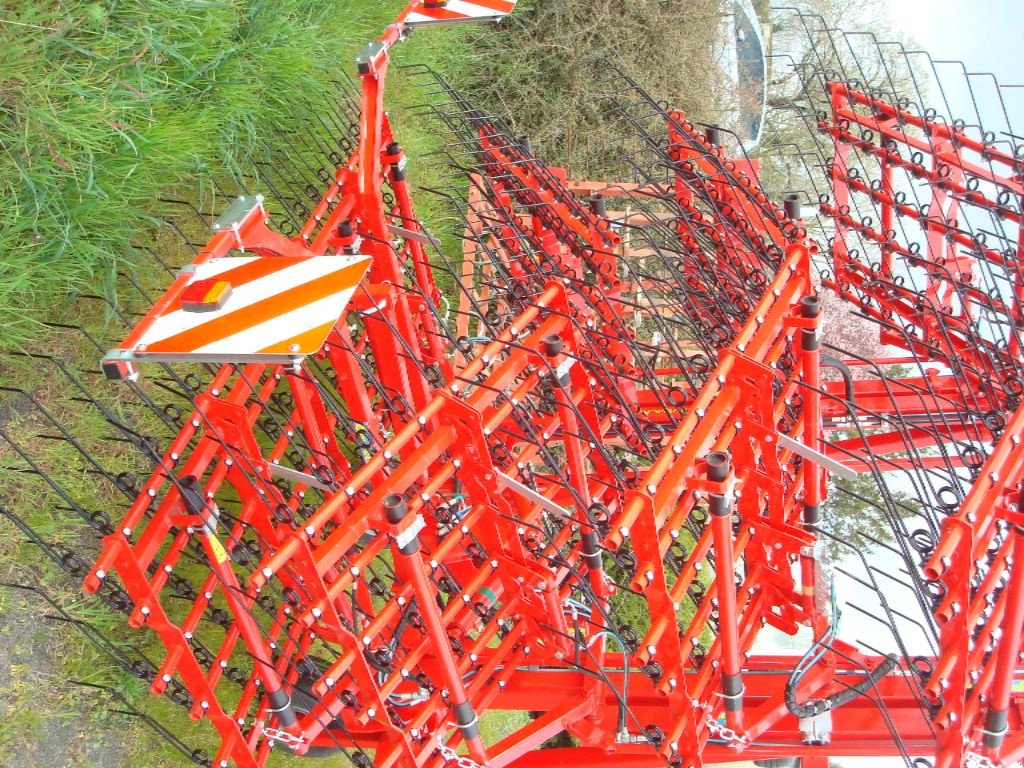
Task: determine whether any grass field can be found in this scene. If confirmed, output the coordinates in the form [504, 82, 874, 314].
[0, 0, 473, 348]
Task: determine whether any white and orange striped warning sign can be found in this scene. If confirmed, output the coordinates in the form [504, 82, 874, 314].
[404, 0, 518, 26]
[130, 254, 369, 360]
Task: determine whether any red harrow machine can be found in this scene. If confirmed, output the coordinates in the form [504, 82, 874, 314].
[3, 2, 1024, 767]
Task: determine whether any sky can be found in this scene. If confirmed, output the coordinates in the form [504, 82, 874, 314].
[884, 0, 1024, 137]
[885, 0, 1022, 85]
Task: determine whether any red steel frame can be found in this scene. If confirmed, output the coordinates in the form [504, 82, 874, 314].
[822, 81, 1024, 768]
[81, 4, 1024, 768]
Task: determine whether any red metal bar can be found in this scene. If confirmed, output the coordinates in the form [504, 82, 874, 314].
[707, 451, 744, 731]
[799, 295, 823, 525]
[384, 492, 489, 765]
[983, 519, 1024, 751]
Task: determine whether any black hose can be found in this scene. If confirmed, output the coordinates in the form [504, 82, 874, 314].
[784, 654, 899, 718]
[820, 353, 854, 403]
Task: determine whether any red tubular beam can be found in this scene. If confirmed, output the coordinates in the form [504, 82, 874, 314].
[197, 530, 297, 732]
[488, 698, 592, 767]
[800, 295, 823, 524]
[172, 481, 297, 728]
[830, 84, 1024, 198]
[541, 334, 592, 510]
[984, 516, 1024, 751]
[799, 295, 824, 625]
[611, 243, 810, 548]
[388, 149, 451, 376]
[925, 404, 1024, 580]
[541, 331, 608, 665]
[383, 493, 489, 766]
[707, 451, 744, 730]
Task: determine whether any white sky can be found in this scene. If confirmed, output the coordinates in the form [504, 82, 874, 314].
[885, 0, 1024, 136]
[885, 0, 1023, 84]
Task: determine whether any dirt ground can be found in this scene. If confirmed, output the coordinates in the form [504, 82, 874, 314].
[0, 578, 128, 768]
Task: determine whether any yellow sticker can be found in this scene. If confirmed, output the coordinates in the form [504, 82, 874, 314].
[1012, 679, 1024, 693]
[207, 533, 230, 564]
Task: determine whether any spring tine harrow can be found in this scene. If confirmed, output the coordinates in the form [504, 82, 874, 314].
[3, 3, 1024, 768]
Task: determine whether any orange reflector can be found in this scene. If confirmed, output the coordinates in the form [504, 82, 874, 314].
[182, 278, 233, 313]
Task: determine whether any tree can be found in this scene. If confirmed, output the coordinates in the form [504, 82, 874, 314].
[757, 0, 919, 202]
[455, 0, 730, 175]
[820, 426, 922, 562]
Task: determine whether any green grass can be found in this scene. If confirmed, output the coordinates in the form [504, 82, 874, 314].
[0, 0, 468, 348]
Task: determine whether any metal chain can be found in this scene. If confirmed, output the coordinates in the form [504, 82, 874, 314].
[437, 742, 482, 768]
[705, 716, 746, 746]
[261, 725, 306, 748]
[965, 752, 999, 768]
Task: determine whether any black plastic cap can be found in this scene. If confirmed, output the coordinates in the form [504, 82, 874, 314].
[101, 358, 136, 381]
[267, 687, 297, 727]
[581, 530, 602, 571]
[383, 493, 408, 524]
[800, 295, 822, 319]
[784, 193, 801, 221]
[102, 361, 124, 381]
[706, 451, 730, 482]
[983, 708, 1008, 749]
[454, 700, 480, 741]
[803, 503, 821, 526]
[542, 334, 563, 357]
[178, 475, 207, 516]
[723, 674, 744, 712]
